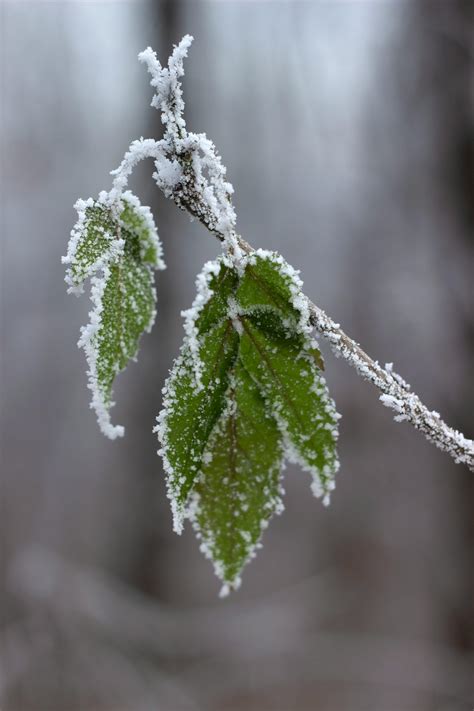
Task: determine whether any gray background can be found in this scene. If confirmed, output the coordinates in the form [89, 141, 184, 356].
[1, 1, 473, 709]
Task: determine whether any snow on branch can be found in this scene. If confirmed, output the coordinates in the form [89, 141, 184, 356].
[114, 37, 474, 471]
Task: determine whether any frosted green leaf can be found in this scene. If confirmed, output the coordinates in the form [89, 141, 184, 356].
[239, 309, 339, 500]
[64, 190, 165, 438]
[156, 319, 239, 532]
[191, 361, 283, 595]
[157, 252, 339, 592]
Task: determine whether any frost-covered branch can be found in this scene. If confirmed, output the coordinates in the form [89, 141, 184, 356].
[119, 35, 473, 472]
[306, 303, 474, 470]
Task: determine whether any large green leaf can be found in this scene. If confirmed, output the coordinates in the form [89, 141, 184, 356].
[157, 252, 340, 592]
[236, 251, 314, 340]
[191, 361, 283, 595]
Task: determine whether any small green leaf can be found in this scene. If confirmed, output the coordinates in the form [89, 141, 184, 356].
[192, 361, 283, 594]
[65, 191, 165, 438]
[239, 309, 339, 498]
[156, 319, 239, 531]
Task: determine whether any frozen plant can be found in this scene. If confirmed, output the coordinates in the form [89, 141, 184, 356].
[63, 36, 474, 595]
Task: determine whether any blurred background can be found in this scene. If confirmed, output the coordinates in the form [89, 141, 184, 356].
[1, 1, 473, 709]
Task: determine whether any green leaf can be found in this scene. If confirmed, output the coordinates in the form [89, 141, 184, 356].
[157, 252, 340, 592]
[65, 191, 165, 438]
[192, 361, 283, 594]
[156, 319, 239, 532]
[239, 309, 339, 498]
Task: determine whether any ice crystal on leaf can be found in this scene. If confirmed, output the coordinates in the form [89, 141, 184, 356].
[63, 191, 165, 438]
[156, 251, 340, 592]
